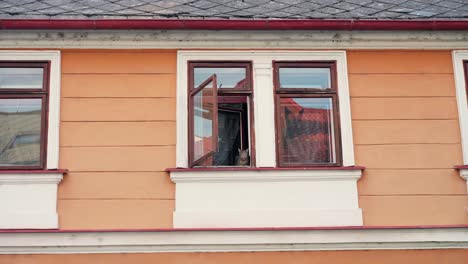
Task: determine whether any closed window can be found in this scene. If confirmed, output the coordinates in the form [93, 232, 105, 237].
[274, 62, 341, 167]
[0, 62, 49, 169]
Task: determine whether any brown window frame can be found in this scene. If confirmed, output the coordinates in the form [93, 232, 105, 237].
[273, 61, 342, 168]
[189, 74, 219, 167]
[188, 61, 255, 167]
[190, 62, 253, 92]
[0, 61, 50, 170]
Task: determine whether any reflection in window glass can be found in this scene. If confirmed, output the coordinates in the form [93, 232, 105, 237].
[194, 68, 246, 89]
[0, 68, 43, 89]
[193, 80, 215, 163]
[279, 97, 335, 166]
[0, 99, 42, 166]
[279, 68, 331, 89]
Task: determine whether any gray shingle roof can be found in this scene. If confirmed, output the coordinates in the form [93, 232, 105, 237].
[0, 0, 467, 20]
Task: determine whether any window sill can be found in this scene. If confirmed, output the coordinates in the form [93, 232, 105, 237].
[0, 169, 67, 229]
[455, 165, 468, 192]
[168, 166, 363, 228]
[166, 166, 364, 172]
[169, 166, 364, 183]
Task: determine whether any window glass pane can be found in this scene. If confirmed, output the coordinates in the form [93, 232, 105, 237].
[194, 68, 246, 89]
[193, 80, 216, 162]
[0, 99, 42, 166]
[279, 68, 331, 89]
[0, 68, 44, 89]
[279, 97, 335, 165]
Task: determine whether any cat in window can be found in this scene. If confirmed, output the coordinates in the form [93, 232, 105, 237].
[236, 148, 250, 166]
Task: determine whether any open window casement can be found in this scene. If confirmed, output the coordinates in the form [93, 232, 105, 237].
[189, 74, 218, 167]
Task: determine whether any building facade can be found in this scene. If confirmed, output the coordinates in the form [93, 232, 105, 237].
[0, 0, 467, 263]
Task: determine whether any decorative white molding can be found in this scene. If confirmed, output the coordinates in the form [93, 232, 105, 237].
[0, 173, 63, 184]
[252, 60, 276, 167]
[0, 51, 62, 229]
[459, 169, 468, 193]
[176, 50, 355, 168]
[453, 51, 468, 165]
[0, 172, 63, 229]
[1, 30, 468, 49]
[0, 227, 467, 254]
[0, 172, 64, 229]
[452, 51, 468, 191]
[171, 169, 362, 228]
[0, 51, 61, 169]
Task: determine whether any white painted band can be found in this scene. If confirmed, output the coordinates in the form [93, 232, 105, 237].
[1, 228, 467, 254]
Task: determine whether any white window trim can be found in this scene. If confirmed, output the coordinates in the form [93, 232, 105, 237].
[0, 51, 63, 229]
[0, 51, 61, 169]
[176, 50, 355, 168]
[453, 51, 468, 165]
[452, 51, 468, 191]
[172, 51, 361, 228]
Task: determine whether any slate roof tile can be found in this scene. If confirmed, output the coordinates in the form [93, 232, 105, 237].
[436, 1, 465, 9]
[343, 0, 373, 5]
[333, 2, 362, 11]
[0, 0, 466, 19]
[367, 1, 395, 10]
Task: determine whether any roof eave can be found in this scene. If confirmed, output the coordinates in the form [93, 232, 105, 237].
[1, 19, 468, 30]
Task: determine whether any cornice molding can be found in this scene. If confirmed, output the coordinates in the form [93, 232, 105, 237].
[1, 30, 468, 49]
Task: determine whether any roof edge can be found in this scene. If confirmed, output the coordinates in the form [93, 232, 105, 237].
[1, 19, 468, 30]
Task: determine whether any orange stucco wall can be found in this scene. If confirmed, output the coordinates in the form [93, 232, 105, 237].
[58, 50, 177, 229]
[1, 249, 467, 264]
[348, 51, 467, 226]
[57, 50, 468, 229]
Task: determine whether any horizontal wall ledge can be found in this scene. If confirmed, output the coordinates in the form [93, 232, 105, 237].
[0, 227, 467, 254]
